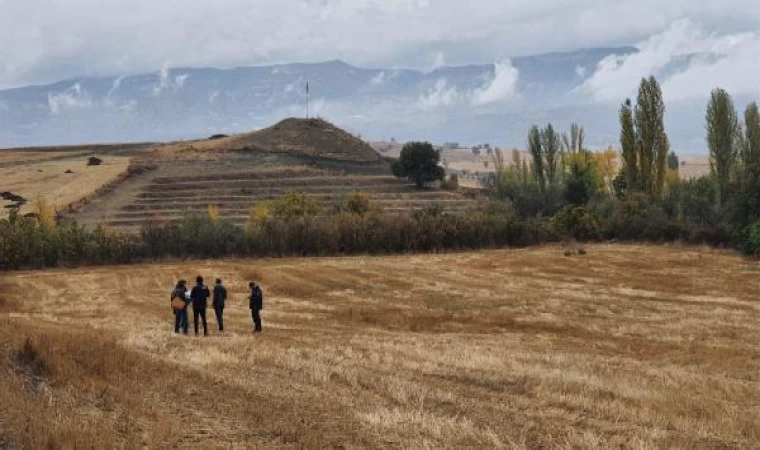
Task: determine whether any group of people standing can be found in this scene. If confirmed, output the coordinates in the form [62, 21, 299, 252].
[171, 276, 263, 336]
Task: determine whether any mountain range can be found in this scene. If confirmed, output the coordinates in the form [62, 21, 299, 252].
[0, 46, 721, 152]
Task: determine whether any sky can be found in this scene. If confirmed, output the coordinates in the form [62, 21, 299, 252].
[2, 0, 760, 92]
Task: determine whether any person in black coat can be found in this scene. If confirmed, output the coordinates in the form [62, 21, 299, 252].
[190, 276, 211, 336]
[249, 281, 263, 333]
[212, 278, 228, 333]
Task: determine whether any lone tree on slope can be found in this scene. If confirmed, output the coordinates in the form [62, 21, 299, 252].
[392, 141, 446, 188]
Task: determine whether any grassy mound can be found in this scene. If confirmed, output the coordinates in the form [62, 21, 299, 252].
[226, 118, 381, 162]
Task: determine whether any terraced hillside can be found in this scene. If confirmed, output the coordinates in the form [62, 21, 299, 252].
[71, 150, 478, 232]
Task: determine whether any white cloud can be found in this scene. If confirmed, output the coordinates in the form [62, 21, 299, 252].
[48, 83, 92, 115]
[418, 61, 519, 109]
[369, 71, 386, 86]
[663, 33, 760, 101]
[106, 75, 125, 99]
[152, 63, 172, 96]
[1, 0, 752, 89]
[575, 65, 586, 78]
[151, 63, 189, 95]
[429, 52, 446, 71]
[582, 19, 760, 103]
[119, 100, 137, 112]
[175, 74, 189, 87]
[418, 79, 462, 109]
[471, 60, 519, 105]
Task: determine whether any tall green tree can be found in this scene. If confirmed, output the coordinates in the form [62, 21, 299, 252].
[738, 102, 760, 225]
[541, 124, 561, 187]
[667, 151, 680, 172]
[634, 76, 668, 198]
[706, 88, 739, 208]
[620, 98, 638, 192]
[742, 102, 760, 188]
[490, 147, 511, 199]
[528, 126, 545, 192]
[561, 123, 584, 182]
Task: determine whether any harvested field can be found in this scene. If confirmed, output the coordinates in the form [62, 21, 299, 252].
[0, 155, 132, 218]
[0, 244, 758, 448]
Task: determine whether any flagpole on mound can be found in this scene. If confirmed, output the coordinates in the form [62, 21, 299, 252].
[306, 80, 310, 120]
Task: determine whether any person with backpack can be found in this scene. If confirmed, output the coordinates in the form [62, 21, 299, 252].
[171, 279, 189, 335]
[190, 276, 211, 337]
[249, 281, 263, 333]
[212, 278, 228, 333]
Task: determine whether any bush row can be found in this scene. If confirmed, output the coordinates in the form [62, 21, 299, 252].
[0, 209, 551, 270]
[0, 196, 752, 270]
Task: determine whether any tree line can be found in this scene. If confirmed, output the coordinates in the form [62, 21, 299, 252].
[484, 76, 760, 256]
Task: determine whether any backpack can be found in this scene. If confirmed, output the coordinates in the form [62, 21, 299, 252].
[171, 288, 187, 310]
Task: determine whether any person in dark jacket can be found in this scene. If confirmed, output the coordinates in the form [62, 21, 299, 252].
[249, 281, 263, 333]
[171, 280, 189, 335]
[190, 276, 211, 336]
[212, 278, 228, 333]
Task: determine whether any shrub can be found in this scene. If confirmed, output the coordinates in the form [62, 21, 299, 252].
[33, 197, 56, 231]
[604, 195, 685, 242]
[741, 220, 760, 256]
[270, 192, 323, 218]
[507, 184, 566, 218]
[247, 203, 272, 233]
[342, 192, 371, 216]
[564, 151, 601, 205]
[14, 337, 52, 378]
[207, 205, 221, 223]
[87, 156, 103, 166]
[550, 206, 602, 241]
[441, 174, 459, 191]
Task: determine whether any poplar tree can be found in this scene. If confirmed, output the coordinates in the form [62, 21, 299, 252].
[706, 88, 739, 208]
[742, 102, 760, 188]
[528, 126, 545, 191]
[542, 124, 561, 187]
[634, 76, 668, 197]
[620, 98, 638, 192]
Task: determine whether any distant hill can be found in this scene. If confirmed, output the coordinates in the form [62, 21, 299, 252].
[3, 45, 731, 155]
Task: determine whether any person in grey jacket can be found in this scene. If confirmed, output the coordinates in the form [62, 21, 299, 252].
[212, 278, 228, 333]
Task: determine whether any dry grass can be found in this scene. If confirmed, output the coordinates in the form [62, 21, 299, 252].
[0, 244, 758, 448]
[0, 156, 131, 218]
[0, 151, 90, 165]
